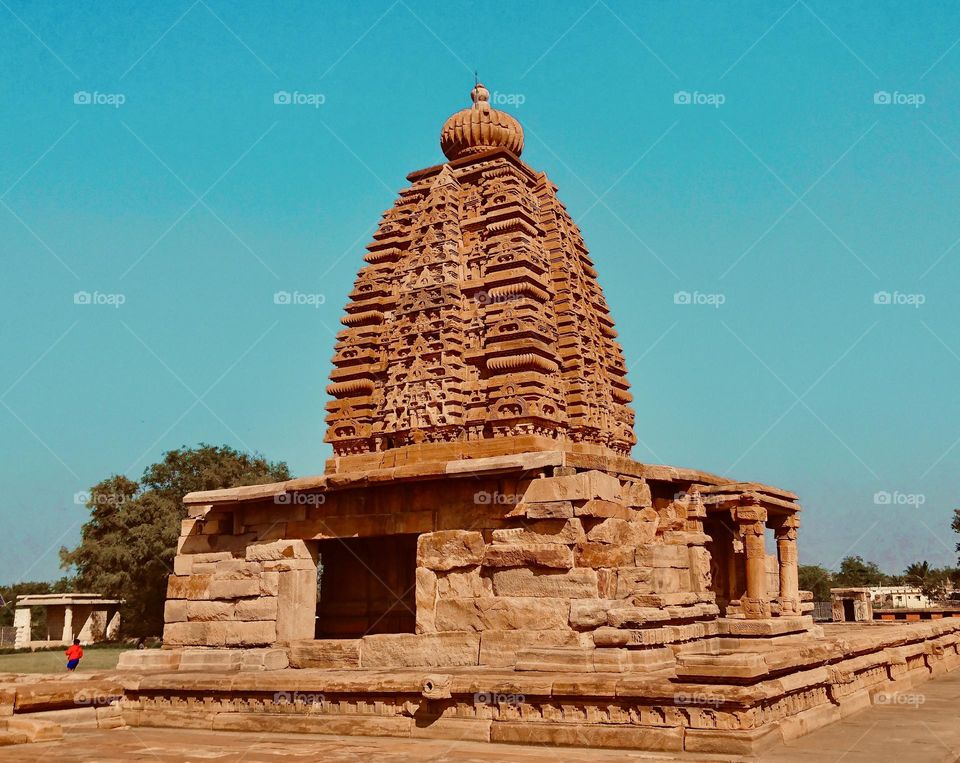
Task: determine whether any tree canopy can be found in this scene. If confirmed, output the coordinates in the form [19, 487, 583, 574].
[59, 444, 290, 638]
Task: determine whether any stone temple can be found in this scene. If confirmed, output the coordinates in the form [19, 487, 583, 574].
[117, 84, 960, 754]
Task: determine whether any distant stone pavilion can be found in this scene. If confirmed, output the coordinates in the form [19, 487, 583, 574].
[14, 593, 121, 648]
[117, 84, 960, 755]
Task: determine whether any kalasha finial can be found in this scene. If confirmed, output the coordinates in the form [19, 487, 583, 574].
[471, 82, 490, 106]
[439, 81, 524, 160]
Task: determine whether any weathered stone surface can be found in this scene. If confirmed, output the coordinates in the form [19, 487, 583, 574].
[415, 567, 437, 633]
[166, 574, 211, 600]
[478, 630, 584, 667]
[164, 599, 187, 623]
[276, 569, 317, 643]
[186, 601, 235, 622]
[506, 501, 574, 519]
[286, 639, 360, 669]
[435, 567, 491, 598]
[491, 518, 584, 545]
[435, 597, 570, 631]
[490, 567, 598, 598]
[574, 543, 635, 568]
[245, 539, 314, 562]
[622, 479, 652, 507]
[208, 578, 260, 600]
[482, 544, 573, 569]
[586, 517, 655, 545]
[417, 530, 485, 571]
[569, 599, 615, 629]
[613, 567, 653, 599]
[235, 597, 279, 621]
[360, 632, 479, 668]
[635, 544, 691, 568]
[574, 499, 633, 519]
[523, 471, 622, 504]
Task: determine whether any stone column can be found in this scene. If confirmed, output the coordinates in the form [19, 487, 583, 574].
[774, 515, 801, 615]
[13, 607, 31, 648]
[62, 605, 73, 642]
[734, 496, 770, 619]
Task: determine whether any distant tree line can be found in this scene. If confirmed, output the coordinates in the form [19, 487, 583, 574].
[800, 555, 960, 602]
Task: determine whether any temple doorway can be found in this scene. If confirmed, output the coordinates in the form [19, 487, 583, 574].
[314, 535, 418, 638]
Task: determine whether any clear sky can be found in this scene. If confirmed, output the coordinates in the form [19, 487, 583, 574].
[2, 1, 959, 585]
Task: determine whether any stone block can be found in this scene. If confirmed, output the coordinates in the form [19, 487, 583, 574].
[417, 530, 485, 571]
[235, 597, 279, 621]
[245, 539, 313, 562]
[360, 632, 480, 668]
[507, 501, 574, 519]
[574, 499, 633, 519]
[163, 622, 211, 647]
[622, 479, 652, 507]
[287, 639, 361, 668]
[574, 543, 635, 568]
[179, 648, 243, 671]
[650, 566, 690, 593]
[482, 544, 573, 569]
[435, 597, 570, 631]
[217, 621, 277, 647]
[186, 601, 235, 622]
[241, 648, 289, 671]
[213, 559, 262, 578]
[410, 717, 491, 742]
[479, 630, 584, 667]
[491, 518, 584, 545]
[436, 567, 491, 598]
[569, 599, 615, 629]
[523, 470, 622, 503]
[164, 599, 187, 623]
[416, 567, 437, 633]
[212, 712, 412, 737]
[276, 569, 318, 642]
[491, 721, 682, 751]
[586, 518, 655, 545]
[208, 578, 260, 600]
[166, 574, 211, 600]
[117, 650, 181, 671]
[259, 571, 280, 596]
[614, 567, 653, 598]
[635, 544, 691, 568]
[173, 555, 194, 576]
[490, 567, 598, 598]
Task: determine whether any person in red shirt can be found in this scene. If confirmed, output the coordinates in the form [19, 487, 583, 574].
[65, 639, 83, 671]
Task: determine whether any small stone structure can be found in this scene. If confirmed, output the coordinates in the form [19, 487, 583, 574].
[14, 593, 122, 649]
[116, 83, 960, 754]
[830, 588, 873, 622]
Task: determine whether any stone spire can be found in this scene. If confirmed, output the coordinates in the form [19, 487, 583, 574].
[324, 84, 635, 471]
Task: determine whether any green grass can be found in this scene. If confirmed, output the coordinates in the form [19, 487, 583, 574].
[0, 647, 125, 674]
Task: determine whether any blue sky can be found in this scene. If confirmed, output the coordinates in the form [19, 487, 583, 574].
[2, 0, 959, 585]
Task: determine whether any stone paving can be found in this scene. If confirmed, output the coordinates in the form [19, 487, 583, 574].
[4, 667, 958, 762]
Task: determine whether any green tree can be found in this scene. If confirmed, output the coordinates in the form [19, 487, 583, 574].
[798, 564, 833, 602]
[834, 555, 886, 587]
[60, 444, 289, 638]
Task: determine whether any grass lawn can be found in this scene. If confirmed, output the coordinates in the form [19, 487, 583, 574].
[0, 647, 126, 673]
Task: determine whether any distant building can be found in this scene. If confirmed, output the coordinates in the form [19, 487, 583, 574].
[13, 593, 122, 649]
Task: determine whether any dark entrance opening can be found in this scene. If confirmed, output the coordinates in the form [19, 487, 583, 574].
[842, 598, 856, 622]
[314, 534, 418, 639]
[703, 515, 743, 616]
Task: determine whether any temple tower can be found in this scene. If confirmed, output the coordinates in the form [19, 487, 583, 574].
[324, 84, 636, 471]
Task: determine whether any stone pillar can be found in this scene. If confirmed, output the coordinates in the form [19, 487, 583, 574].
[13, 607, 31, 648]
[734, 496, 770, 619]
[774, 515, 801, 615]
[62, 605, 73, 642]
